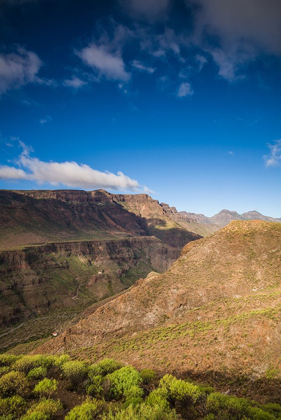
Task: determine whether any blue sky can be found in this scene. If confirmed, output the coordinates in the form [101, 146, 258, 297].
[0, 0, 281, 217]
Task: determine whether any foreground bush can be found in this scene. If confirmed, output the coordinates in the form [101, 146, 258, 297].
[65, 399, 103, 420]
[107, 366, 143, 400]
[0, 371, 29, 398]
[160, 374, 201, 403]
[103, 403, 178, 420]
[0, 355, 20, 367]
[22, 398, 62, 420]
[140, 368, 157, 385]
[86, 374, 104, 397]
[62, 361, 88, 387]
[206, 392, 275, 420]
[33, 378, 58, 398]
[89, 359, 123, 377]
[27, 367, 47, 380]
[12, 355, 55, 374]
[0, 395, 26, 419]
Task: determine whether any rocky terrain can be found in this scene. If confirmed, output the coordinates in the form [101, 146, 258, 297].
[0, 189, 201, 350]
[36, 221, 281, 380]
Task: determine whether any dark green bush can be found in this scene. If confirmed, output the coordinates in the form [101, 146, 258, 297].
[86, 375, 103, 397]
[0, 371, 29, 398]
[0, 395, 26, 419]
[140, 369, 157, 385]
[0, 367, 10, 377]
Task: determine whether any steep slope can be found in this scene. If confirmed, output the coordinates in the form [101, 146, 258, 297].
[0, 189, 200, 250]
[37, 221, 281, 378]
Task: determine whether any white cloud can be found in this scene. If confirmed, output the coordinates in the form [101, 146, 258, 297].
[0, 48, 42, 94]
[0, 142, 141, 191]
[131, 60, 155, 73]
[177, 82, 194, 97]
[264, 139, 281, 167]
[63, 76, 87, 89]
[77, 44, 130, 82]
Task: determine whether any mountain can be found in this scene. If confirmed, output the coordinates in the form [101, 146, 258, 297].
[0, 189, 200, 250]
[0, 189, 201, 349]
[36, 221, 281, 379]
[177, 208, 281, 228]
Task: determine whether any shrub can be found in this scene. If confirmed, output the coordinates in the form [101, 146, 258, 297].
[206, 393, 274, 419]
[0, 395, 26, 418]
[107, 366, 142, 400]
[0, 371, 29, 397]
[54, 354, 70, 367]
[159, 374, 201, 403]
[64, 399, 102, 420]
[102, 403, 178, 419]
[146, 388, 170, 411]
[140, 369, 157, 385]
[0, 355, 20, 367]
[27, 367, 47, 380]
[89, 359, 123, 377]
[86, 375, 103, 397]
[11, 355, 54, 374]
[22, 398, 62, 420]
[33, 379, 58, 399]
[62, 361, 88, 387]
[0, 367, 10, 377]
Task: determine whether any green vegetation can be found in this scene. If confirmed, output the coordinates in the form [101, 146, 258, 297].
[0, 353, 280, 419]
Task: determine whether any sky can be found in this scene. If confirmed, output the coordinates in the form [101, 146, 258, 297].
[0, 0, 281, 217]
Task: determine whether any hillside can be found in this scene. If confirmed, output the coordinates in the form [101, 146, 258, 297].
[36, 221, 281, 379]
[0, 189, 200, 250]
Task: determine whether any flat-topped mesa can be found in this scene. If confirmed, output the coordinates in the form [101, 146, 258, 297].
[13, 189, 114, 204]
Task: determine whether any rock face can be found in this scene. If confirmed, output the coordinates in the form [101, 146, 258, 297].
[0, 189, 200, 250]
[37, 221, 281, 377]
[0, 237, 179, 327]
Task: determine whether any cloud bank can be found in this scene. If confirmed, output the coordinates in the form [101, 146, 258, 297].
[0, 143, 141, 191]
